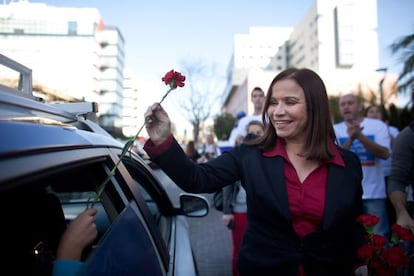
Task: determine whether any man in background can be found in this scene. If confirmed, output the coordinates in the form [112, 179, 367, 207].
[333, 93, 391, 238]
[228, 87, 265, 146]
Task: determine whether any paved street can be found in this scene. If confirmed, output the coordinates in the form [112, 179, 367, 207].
[153, 169, 232, 276]
[187, 193, 232, 276]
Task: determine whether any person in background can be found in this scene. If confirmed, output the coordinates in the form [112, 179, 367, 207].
[222, 119, 265, 276]
[228, 111, 247, 145]
[388, 121, 414, 230]
[143, 68, 366, 275]
[387, 121, 414, 275]
[228, 87, 265, 146]
[53, 208, 98, 276]
[365, 104, 400, 224]
[202, 133, 220, 160]
[334, 94, 391, 239]
[185, 140, 206, 164]
[365, 105, 399, 147]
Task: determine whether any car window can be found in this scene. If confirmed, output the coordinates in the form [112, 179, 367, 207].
[122, 157, 172, 248]
[1, 153, 168, 275]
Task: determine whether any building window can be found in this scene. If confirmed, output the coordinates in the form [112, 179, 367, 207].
[68, 21, 77, 35]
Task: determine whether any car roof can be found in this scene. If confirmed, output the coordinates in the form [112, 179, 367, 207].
[1, 54, 123, 156]
[0, 120, 123, 156]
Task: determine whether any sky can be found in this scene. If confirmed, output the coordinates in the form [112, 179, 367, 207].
[28, 0, 414, 76]
[26, 0, 414, 136]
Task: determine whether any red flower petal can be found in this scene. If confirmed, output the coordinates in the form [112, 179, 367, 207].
[358, 244, 376, 259]
[391, 224, 414, 241]
[357, 214, 380, 227]
[161, 69, 186, 89]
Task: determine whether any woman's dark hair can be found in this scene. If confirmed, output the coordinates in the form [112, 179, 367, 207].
[249, 68, 336, 161]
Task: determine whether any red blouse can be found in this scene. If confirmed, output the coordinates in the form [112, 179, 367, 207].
[263, 138, 344, 275]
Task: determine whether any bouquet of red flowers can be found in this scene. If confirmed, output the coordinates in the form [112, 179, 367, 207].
[357, 214, 414, 275]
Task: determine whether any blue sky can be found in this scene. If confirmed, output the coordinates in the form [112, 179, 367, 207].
[30, 0, 414, 81]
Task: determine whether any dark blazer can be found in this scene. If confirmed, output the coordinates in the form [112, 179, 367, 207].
[222, 181, 241, 214]
[151, 138, 365, 276]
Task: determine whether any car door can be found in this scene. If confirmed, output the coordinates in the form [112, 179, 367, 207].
[120, 155, 200, 276]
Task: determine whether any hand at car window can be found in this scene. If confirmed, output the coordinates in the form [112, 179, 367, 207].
[56, 208, 98, 261]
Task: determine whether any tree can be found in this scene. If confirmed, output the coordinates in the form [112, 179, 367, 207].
[213, 113, 236, 141]
[175, 60, 226, 142]
[390, 33, 414, 93]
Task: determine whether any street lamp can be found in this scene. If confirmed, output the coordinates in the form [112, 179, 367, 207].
[376, 67, 387, 107]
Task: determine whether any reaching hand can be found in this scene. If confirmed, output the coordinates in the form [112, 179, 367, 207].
[145, 103, 171, 145]
[56, 208, 98, 261]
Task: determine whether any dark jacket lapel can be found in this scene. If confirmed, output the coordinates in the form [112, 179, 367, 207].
[322, 163, 345, 230]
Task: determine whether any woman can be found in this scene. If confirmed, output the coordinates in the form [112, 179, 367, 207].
[144, 68, 366, 275]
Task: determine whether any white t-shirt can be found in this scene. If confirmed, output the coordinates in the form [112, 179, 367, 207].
[333, 118, 391, 199]
[203, 142, 220, 160]
[228, 114, 262, 146]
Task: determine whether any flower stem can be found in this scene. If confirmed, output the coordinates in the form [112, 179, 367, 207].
[89, 87, 173, 207]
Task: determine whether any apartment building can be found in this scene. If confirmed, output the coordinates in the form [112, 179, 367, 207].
[223, 0, 397, 116]
[0, 1, 125, 135]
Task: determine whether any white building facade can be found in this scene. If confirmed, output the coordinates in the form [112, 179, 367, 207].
[224, 0, 397, 116]
[0, 1, 125, 135]
[228, 26, 292, 115]
[122, 69, 141, 138]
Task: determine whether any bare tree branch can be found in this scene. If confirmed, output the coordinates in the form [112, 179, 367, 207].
[175, 59, 226, 142]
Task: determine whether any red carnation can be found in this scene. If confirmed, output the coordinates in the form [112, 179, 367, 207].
[357, 214, 380, 227]
[372, 234, 387, 248]
[391, 224, 414, 241]
[358, 244, 376, 260]
[381, 246, 409, 268]
[162, 69, 186, 89]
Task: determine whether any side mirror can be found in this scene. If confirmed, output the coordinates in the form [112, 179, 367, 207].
[179, 193, 209, 217]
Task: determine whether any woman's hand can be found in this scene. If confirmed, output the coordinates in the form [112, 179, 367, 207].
[145, 103, 171, 145]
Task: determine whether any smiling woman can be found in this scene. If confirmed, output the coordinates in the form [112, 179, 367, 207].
[143, 67, 367, 275]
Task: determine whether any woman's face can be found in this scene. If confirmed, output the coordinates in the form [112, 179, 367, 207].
[267, 79, 307, 143]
